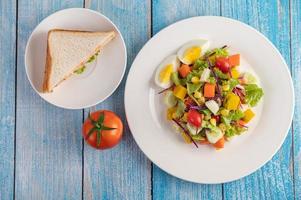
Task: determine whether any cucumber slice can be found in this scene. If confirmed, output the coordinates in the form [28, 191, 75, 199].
[186, 123, 201, 135]
[205, 128, 223, 144]
[164, 91, 177, 107]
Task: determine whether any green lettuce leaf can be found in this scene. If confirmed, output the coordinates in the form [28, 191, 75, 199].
[201, 109, 212, 116]
[205, 47, 229, 57]
[193, 59, 208, 70]
[171, 72, 181, 85]
[214, 68, 229, 79]
[229, 79, 239, 90]
[244, 84, 264, 106]
[187, 83, 202, 95]
[228, 110, 245, 121]
[174, 100, 186, 118]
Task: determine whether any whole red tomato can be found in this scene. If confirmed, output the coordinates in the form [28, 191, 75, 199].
[82, 110, 123, 149]
[187, 109, 202, 127]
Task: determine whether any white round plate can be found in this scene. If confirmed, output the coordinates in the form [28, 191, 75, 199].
[25, 8, 127, 109]
[125, 16, 294, 183]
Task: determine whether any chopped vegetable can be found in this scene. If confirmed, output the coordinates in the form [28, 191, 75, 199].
[243, 109, 255, 123]
[187, 122, 201, 135]
[228, 110, 245, 121]
[157, 44, 263, 149]
[214, 68, 229, 79]
[191, 76, 200, 84]
[173, 85, 187, 100]
[204, 83, 216, 98]
[187, 109, 202, 127]
[228, 54, 240, 67]
[213, 137, 225, 149]
[205, 47, 229, 58]
[244, 84, 264, 106]
[178, 64, 191, 78]
[171, 72, 181, 85]
[220, 109, 229, 116]
[210, 118, 216, 126]
[205, 100, 219, 115]
[194, 91, 202, 99]
[224, 93, 240, 110]
[187, 83, 202, 95]
[174, 100, 186, 118]
[206, 128, 223, 144]
[222, 84, 230, 91]
[243, 72, 257, 84]
[193, 59, 208, 70]
[200, 68, 211, 82]
[228, 79, 239, 90]
[215, 57, 230, 73]
[231, 68, 240, 79]
[191, 134, 206, 141]
[164, 91, 177, 107]
[167, 107, 176, 120]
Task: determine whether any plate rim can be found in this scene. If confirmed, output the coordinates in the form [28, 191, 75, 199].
[24, 7, 127, 109]
[124, 16, 295, 184]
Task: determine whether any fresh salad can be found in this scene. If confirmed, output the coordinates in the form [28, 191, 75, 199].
[154, 39, 264, 149]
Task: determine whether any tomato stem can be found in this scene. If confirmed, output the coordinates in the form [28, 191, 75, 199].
[86, 112, 117, 146]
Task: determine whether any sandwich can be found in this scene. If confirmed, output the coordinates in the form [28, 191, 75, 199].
[42, 29, 116, 92]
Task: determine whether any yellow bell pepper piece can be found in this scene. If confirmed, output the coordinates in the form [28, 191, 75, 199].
[224, 93, 240, 110]
[231, 68, 240, 79]
[166, 107, 176, 120]
[173, 85, 187, 100]
[243, 109, 255, 123]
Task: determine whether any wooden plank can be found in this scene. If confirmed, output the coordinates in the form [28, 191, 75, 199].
[15, 1, 84, 199]
[0, 0, 16, 199]
[221, 1, 294, 199]
[291, 0, 301, 198]
[83, 1, 151, 199]
[152, 1, 223, 200]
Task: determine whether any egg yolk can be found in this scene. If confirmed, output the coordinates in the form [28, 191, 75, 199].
[183, 46, 201, 63]
[159, 64, 173, 83]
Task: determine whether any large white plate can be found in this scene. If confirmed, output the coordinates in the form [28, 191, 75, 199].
[125, 16, 294, 183]
[25, 8, 127, 109]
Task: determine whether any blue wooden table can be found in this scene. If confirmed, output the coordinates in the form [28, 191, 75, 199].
[0, 0, 300, 199]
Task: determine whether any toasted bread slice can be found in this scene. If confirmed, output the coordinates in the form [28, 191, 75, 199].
[43, 29, 115, 92]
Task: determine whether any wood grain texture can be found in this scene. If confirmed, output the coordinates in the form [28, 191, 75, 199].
[0, 0, 16, 199]
[221, 1, 294, 199]
[152, 1, 223, 200]
[15, 0, 84, 199]
[291, 0, 301, 199]
[83, 1, 151, 199]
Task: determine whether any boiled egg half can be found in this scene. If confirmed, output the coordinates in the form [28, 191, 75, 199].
[177, 39, 210, 65]
[154, 55, 180, 88]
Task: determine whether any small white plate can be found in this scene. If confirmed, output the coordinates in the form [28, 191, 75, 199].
[25, 8, 127, 109]
[125, 16, 294, 183]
